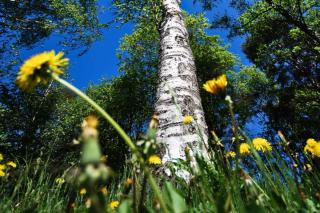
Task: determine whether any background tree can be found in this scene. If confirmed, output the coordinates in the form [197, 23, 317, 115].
[0, 0, 105, 158]
[202, 0, 320, 147]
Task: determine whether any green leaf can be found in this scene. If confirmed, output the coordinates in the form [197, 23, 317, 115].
[164, 182, 187, 213]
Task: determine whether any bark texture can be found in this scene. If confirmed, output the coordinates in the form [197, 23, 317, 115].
[155, 0, 209, 167]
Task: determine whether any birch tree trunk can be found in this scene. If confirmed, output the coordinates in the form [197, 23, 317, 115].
[155, 0, 209, 172]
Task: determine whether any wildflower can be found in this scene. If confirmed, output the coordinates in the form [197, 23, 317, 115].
[6, 161, 17, 168]
[183, 115, 193, 125]
[304, 138, 320, 157]
[203, 74, 227, 94]
[293, 164, 298, 168]
[252, 138, 272, 152]
[0, 153, 3, 161]
[226, 151, 236, 158]
[304, 138, 317, 154]
[101, 186, 108, 196]
[239, 143, 250, 155]
[55, 177, 65, 184]
[108, 201, 120, 209]
[313, 143, 320, 157]
[80, 188, 87, 196]
[16, 50, 68, 91]
[85, 115, 99, 129]
[148, 155, 162, 165]
[125, 178, 134, 187]
[0, 164, 6, 177]
[304, 164, 312, 172]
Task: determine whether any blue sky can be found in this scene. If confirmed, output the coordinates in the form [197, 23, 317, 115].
[21, 1, 250, 89]
[19, 1, 262, 136]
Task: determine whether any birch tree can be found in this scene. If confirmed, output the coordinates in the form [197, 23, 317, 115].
[155, 0, 209, 165]
[113, 0, 209, 168]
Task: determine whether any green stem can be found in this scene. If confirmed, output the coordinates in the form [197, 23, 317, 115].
[52, 74, 169, 213]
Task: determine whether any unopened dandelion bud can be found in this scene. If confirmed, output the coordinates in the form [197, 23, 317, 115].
[225, 95, 233, 104]
[149, 114, 159, 129]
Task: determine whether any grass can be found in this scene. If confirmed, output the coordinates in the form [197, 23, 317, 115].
[1, 129, 320, 213]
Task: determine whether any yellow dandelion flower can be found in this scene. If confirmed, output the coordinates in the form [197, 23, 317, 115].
[304, 138, 317, 154]
[148, 155, 162, 165]
[226, 151, 236, 158]
[108, 201, 120, 209]
[312, 143, 320, 157]
[0, 153, 3, 161]
[239, 143, 250, 155]
[16, 50, 68, 91]
[0, 164, 5, 177]
[6, 161, 17, 168]
[183, 115, 193, 125]
[80, 188, 87, 196]
[55, 177, 65, 184]
[252, 138, 272, 152]
[203, 74, 228, 95]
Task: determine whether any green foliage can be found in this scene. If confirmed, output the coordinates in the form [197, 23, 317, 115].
[238, 0, 320, 144]
[227, 66, 270, 121]
[204, 0, 320, 145]
[112, 0, 162, 24]
[0, 0, 106, 167]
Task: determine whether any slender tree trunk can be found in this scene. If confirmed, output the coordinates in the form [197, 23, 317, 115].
[155, 0, 209, 171]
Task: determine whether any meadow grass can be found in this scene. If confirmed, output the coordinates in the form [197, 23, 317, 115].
[2, 51, 319, 212]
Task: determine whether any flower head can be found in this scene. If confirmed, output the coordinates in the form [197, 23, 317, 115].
[0, 164, 6, 177]
[239, 143, 250, 155]
[55, 177, 65, 184]
[226, 151, 236, 158]
[80, 188, 87, 196]
[304, 138, 317, 153]
[203, 74, 227, 94]
[304, 138, 320, 157]
[148, 155, 162, 165]
[108, 201, 120, 209]
[183, 115, 193, 125]
[16, 50, 68, 91]
[252, 138, 272, 152]
[6, 161, 17, 168]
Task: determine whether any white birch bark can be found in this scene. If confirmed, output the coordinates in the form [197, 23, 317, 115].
[155, 0, 209, 174]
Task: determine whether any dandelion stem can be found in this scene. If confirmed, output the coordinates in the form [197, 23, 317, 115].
[52, 74, 169, 213]
[52, 74, 136, 152]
